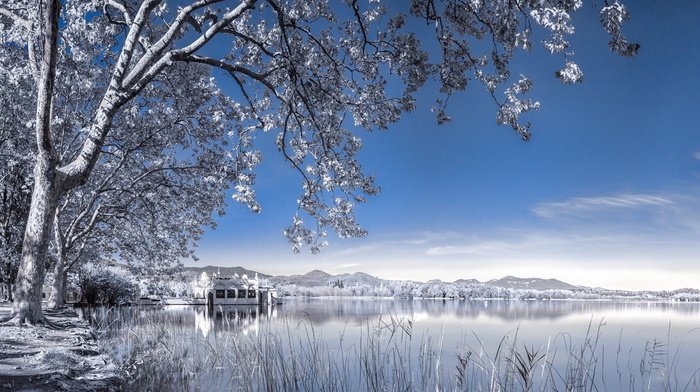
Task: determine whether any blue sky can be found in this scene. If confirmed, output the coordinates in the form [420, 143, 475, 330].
[187, 2, 700, 291]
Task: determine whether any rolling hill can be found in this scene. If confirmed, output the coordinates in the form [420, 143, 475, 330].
[185, 266, 583, 290]
[485, 276, 581, 290]
[182, 265, 272, 279]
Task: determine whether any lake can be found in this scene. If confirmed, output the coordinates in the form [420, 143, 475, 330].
[85, 298, 700, 391]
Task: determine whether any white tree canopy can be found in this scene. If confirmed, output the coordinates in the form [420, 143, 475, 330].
[0, 0, 637, 324]
[45, 59, 239, 307]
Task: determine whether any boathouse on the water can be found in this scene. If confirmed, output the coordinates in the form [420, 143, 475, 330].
[206, 273, 278, 307]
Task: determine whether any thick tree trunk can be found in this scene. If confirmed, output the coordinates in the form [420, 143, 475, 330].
[11, 157, 61, 324]
[5, 0, 62, 325]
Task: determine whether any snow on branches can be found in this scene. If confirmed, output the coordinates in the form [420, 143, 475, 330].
[0, 0, 639, 259]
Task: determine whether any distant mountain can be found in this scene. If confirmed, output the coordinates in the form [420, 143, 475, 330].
[270, 271, 582, 291]
[182, 265, 272, 279]
[268, 269, 332, 286]
[303, 269, 333, 280]
[268, 270, 385, 287]
[452, 278, 480, 285]
[183, 266, 583, 291]
[486, 276, 580, 290]
[333, 272, 384, 287]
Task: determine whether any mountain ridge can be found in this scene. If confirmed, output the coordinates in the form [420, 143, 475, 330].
[268, 270, 583, 290]
[182, 266, 585, 290]
[182, 265, 272, 279]
[486, 276, 581, 290]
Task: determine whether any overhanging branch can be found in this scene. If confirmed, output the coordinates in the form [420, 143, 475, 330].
[176, 53, 280, 96]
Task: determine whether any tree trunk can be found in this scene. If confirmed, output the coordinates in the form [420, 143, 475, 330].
[47, 255, 67, 309]
[11, 157, 61, 324]
[7, 0, 62, 325]
[47, 213, 67, 309]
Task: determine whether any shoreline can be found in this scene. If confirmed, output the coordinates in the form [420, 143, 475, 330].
[0, 302, 123, 391]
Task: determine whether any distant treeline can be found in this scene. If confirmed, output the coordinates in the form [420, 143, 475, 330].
[267, 279, 700, 302]
[71, 266, 700, 303]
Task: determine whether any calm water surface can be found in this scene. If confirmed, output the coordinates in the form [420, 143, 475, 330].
[88, 298, 700, 390]
[217, 298, 700, 360]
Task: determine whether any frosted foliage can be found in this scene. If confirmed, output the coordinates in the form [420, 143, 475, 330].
[79, 263, 136, 306]
[599, 2, 640, 57]
[276, 280, 693, 301]
[497, 76, 540, 139]
[0, 40, 33, 293]
[555, 61, 584, 84]
[50, 61, 237, 273]
[0, 0, 638, 259]
[530, 4, 580, 54]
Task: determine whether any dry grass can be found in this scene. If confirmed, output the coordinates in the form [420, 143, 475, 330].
[86, 307, 700, 392]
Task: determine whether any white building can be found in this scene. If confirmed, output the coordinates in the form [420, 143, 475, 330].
[206, 273, 278, 307]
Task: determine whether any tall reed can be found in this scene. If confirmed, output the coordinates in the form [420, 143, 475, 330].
[88, 308, 700, 392]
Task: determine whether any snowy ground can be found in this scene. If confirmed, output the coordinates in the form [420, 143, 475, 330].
[0, 302, 123, 391]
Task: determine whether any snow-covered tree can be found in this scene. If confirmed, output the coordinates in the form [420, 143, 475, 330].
[46, 60, 235, 308]
[0, 0, 637, 325]
[0, 157, 31, 302]
[0, 49, 34, 302]
[78, 262, 137, 306]
[193, 272, 212, 298]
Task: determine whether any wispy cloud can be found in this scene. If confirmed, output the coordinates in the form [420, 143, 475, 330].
[417, 190, 700, 281]
[334, 263, 361, 269]
[532, 194, 673, 218]
[426, 241, 511, 256]
[376, 230, 464, 245]
[330, 245, 379, 258]
[288, 189, 700, 290]
[424, 230, 623, 258]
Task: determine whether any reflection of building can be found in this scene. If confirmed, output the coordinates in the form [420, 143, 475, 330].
[206, 273, 278, 308]
[193, 306, 212, 337]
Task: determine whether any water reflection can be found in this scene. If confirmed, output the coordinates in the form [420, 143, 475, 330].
[81, 298, 700, 336]
[274, 298, 700, 325]
[82, 299, 700, 391]
[79, 303, 280, 339]
[195, 304, 279, 337]
[82, 298, 700, 339]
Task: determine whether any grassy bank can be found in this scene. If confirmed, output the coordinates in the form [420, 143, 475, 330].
[0, 302, 123, 391]
[87, 307, 700, 392]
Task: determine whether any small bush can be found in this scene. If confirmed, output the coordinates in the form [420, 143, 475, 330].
[79, 263, 136, 306]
